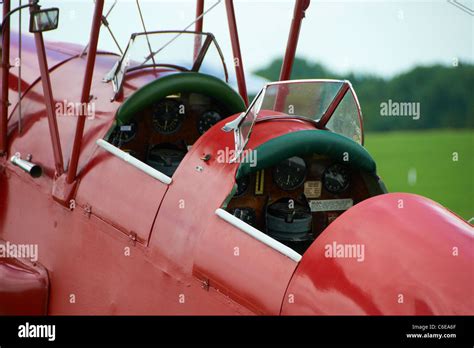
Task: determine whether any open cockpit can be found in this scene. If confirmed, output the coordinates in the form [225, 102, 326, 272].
[102, 31, 245, 178]
[219, 80, 387, 255]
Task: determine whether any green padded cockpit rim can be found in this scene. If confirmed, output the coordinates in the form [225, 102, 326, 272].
[115, 72, 246, 126]
[235, 129, 377, 180]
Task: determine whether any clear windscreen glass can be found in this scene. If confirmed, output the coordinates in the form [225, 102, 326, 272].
[236, 80, 363, 154]
[325, 89, 363, 144]
[236, 90, 265, 155]
[260, 81, 343, 120]
[116, 32, 227, 82]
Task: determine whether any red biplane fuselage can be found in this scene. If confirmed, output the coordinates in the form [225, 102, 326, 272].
[0, 0, 472, 315]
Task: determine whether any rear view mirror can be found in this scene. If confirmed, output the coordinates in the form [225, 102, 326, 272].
[29, 8, 59, 33]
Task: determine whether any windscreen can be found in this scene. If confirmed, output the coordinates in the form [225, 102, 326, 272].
[258, 81, 344, 120]
[325, 89, 363, 144]
[111, 31, 228, 93]
[235, 80, 363, 157]
[131, 32, 227, 78]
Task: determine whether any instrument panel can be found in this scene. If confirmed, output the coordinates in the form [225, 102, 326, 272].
[272, 156, 307, 191]
[151, 99, 186, 135]
[227, 154, 371, 252]
[322, 163, 351, 193]
[108, 93, 226, 176]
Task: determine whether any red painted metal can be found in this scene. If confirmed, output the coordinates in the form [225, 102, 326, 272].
[279, 0, 310, 81]
[225, 0, 248, 106]
[3, 70, 472, 314]
[0, 0, 11, 155]
[7, 33, 83, 93]
[0, 3, 472, 316]
[66, 0, 104, 184]
[76, 151, 169, 244]
[6, 52, 163, 181]
[29, 3, 64, 175]
[282, 193, 473, 315]
[274, 0, 310, 110]
[0, 256, 49, 315]
[193, 214, 298, 314]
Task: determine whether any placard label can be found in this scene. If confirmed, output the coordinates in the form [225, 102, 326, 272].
[309, 199, 353, 212]
[304, 181, 322, 198]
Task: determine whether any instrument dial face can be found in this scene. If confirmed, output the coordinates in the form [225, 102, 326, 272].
[152, 99, 185, 134]
[229, 207, 257, 227]
[234, 176, 250, 197]
[146, 146, 186, 177]
[322, 163, 350, 193]
[110, 121, 137, 145]
[272, 156, 307, 191]
[198, 110, 221, 135]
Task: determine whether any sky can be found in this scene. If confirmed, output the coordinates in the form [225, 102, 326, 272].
[7, 0, 474, 81]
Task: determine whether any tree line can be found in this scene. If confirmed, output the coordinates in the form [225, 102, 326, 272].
[254, 57, 474, 132]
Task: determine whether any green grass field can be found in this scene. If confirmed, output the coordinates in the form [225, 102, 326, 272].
[364, 130, 474, 221]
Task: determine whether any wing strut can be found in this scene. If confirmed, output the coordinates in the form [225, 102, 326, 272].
[66, 0, 105, 184]
[225, 0, 248, 106]
[279, 0, 310, 81]
[29, 0, 64, 175]
[194, 0, 205, 61]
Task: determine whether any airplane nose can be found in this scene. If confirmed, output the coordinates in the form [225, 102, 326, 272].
[281, 193, 473, 315]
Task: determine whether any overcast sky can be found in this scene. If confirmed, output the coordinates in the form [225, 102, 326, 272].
[8, 0, 474, 79]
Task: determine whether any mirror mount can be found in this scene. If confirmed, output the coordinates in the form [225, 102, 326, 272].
[29, 7, 59, 33]
[222, 112, 244, 133]
[0, 2, 59, 35]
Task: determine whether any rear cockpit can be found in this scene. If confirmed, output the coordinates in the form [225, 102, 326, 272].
[104, 72, 245, 178]
[101, 31, 245, 178]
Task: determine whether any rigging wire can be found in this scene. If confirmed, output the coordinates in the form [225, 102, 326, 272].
[141, 0, 222, 66]
[80, 0, 122, 57]
[135, 0, 155, 66]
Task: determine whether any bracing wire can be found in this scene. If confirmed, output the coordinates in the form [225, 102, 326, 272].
[141, 0, 222, 66]
[135, 0, 155, 66]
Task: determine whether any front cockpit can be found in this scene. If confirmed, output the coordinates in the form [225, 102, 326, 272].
[219, 80, 386, 255]
[223, 130, 386, 255]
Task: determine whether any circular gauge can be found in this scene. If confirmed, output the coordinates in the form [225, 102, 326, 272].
[234, 176, 250, 197]
[197, 110, 221, 135]
[146, 145, 186, 177]
[152, 99, 185, 134]
[272, 156, 307, 191]
[266, 197, 312, 242]
[229, 207, 257, 227]
[109, 121, 138, 146]
[322, 163, 350, 193]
